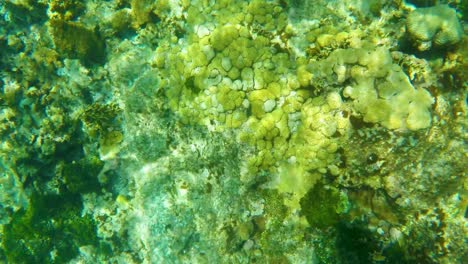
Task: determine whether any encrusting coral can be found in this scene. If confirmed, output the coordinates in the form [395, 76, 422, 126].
[406, 4, 463, 51]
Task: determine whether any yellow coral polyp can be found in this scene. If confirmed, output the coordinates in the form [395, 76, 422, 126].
[296, 65, 312, 87]
[210, 24, 239, 51]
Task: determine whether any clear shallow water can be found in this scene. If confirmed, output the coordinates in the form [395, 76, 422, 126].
[0, 1, 467, 263]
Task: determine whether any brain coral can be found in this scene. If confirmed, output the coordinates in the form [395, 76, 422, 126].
[406, 5, 463, 51]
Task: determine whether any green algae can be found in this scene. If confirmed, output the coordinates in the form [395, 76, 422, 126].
[460, 1, 468, 22]
[3, 191, 98, 263]
[300, 181, 348, 229]
[61, 156, 104, 194]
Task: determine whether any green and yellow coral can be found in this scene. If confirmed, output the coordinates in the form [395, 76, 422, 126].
[152, 1, 356, 212]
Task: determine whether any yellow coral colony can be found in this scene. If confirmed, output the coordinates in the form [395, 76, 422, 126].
[338, 47, 435, 130]
[406, 5, 463, 51]
[153, 0, 434, 210]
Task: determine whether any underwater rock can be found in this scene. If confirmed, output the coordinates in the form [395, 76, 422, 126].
[1, 0, 467, 263]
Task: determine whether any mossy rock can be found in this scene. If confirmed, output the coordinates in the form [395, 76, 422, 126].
[49, 0, 86, 20]
[300, 182, 344, 229]
[130, 0, 151, 25]
[335, 221, 379, 264]
[2, 191, 98, 263]
[110, 9, 135, 37]
[50, 19, 106, 65]
[4, 1, 48, 26]
[61, 156, 104, 194]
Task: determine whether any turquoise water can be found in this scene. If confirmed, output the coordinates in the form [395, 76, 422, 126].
[0, 1, 467, 263]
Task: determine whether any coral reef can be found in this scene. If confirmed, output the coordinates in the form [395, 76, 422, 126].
[0, 0, 466, 263]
